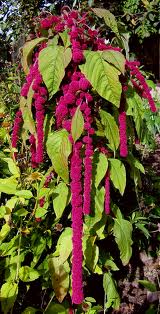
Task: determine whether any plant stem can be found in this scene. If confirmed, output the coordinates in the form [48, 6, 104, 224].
[15, 218, 22, 282]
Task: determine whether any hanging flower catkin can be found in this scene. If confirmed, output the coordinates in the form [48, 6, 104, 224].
[126, 60, 156, 113]
[70, 142, 84, 304]
[11, 110, 23, 149]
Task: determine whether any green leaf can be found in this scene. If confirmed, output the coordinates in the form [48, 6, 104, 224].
[59, 30, 71, 48]
[0, 282, 18, 314]
[83, 235, 99, 272]
[138, 280, 157, 292]
[71, 106, 84, 142]
[95, 118, 105, 136]
[127, 153, 145, 174]
[0, 224, 10, 243]
[0, 235, 19, 256]
[93, 152, 108, 188]
[102, 50, 125, 74]
[14, 208, 28, 217]
[113, 216, 133, 265]
[39, 45, 71, 99]
[46, 129, 72, 183]
[103, 272, 120, 310]
[93, 8, 120, 37]
[20, 96, 36, 137]
[100, 110, 120, 152]
[136, 223, 150, 239]
[109, 159, 126, 195]
[126, 87, 144, 138]
[45, 303, 66, 314]
[85, 187, 105, 230]
[79, 50, 122, 107]
[48, 257, 69, 303]
[15, 190, 33, 199]
[62, 47, 72, 68]
[48, 35, 59, 47]
[0, 177, 18, 195]
[22, 307, 38, 314]
[55, 227, 72, 264]
[85, 297, 96, 303]
[31, 236, 46, 267]
[19, 266, 40, 282]
[2, 158, 20, 177]
[22, 37, 47, 74]
[53, 182, 70, 219]
[104, 259, 119, 271]
[35, 207, 48, 218]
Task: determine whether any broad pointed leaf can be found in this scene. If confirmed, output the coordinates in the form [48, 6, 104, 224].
[93, 8, 120, 37]
[80, 50, 122, 107]
[0, 282, 18, 314]
[113, 216, 133, 265]
[102, 50, 125, 74]
[85, 187, 105, 230]
[126, 86, 144, 138]
[48, 257, 69, 303]
[100, 110, 120, 152]
[103, 272, 120, 310]
[20, 96, 36, 136]
[46, 129, 72, 183]
[22, 37, 47, 74]
[71, 106, 84, 142]
[93, 152, 108, 188]
[59, 30, 71, 48]
[0, 177, 18, 195]
[55, 227, 72, 264]
[19, 266, 40, 282]
[53, 182, 70, 219]
[39, 45, 71, 99]
[109, 159, 126, 195]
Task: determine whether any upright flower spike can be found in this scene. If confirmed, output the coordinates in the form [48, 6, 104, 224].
[105, 171, 110, 215]
[70, 142, 84, 304]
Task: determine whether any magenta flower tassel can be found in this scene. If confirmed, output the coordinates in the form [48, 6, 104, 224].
[83, 136, 93, 215]
[105, 171, 110, 214]
[11, 110, 23, 148]
[126, 60, 156, 112]
[118, 110, 128, 158]
[29, 134, 37, 168]
[70, 142, 84, 304]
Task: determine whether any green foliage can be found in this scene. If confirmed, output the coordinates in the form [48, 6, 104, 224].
[93, 8, 120, 38]
[22, 38, 47, 75]
[46, 129, 72, 183]
[109, 159, 126, 195]
[80, 50, 122, 107]
[113, 212, 133, 265]
[0, 282, 18, 314]
[93, 152, 108, 188]
[52, 182, 70, 219]
[100, 110, 120, 152]
[103, 272, 120, 310]
[39, 45, 71, 99]
[71, 106, 84, 142]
